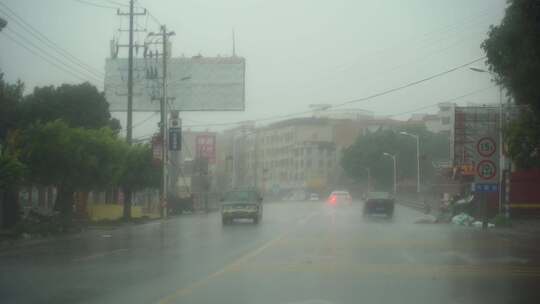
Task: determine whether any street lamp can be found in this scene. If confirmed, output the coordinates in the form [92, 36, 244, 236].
[365, 168, 371, 191]
[469, 66, 506, 217]
[383, 153, 397, 194]
[399, 131, 420, 193]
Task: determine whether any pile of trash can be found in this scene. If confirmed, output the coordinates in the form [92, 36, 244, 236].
[451, 212, 494, 228]
[451, 213, 475, 226]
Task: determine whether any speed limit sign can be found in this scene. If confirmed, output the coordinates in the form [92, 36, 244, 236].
[477, 137, 496, 157]
[476, 160, 497, 180]
[473, 134, 499, 192]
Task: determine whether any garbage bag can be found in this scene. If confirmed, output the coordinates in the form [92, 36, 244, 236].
[472, 221, 495, 228]
[451, 213, 475, 226]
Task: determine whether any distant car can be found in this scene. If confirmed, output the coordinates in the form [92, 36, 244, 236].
[309, 193, 320, 201]
[221, 189, 263, 225]
[327, 190, 352, 206]
[363, 192, 395, 217]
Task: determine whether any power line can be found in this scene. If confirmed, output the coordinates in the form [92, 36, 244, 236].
[130, 112, 159, 129]
[334, 56, 486, 107]
[73, 0, 119, 9]
[0, 4, 105, 79]
[384, 85, 496, 117]
[133, 85, 495, 141]
[3, 26, 103, 83]
[105, 0, 129, 7]
[181, 56, 487, 129]
[2, 31, 92, 83]
[133, 132, 155, 141]
[215, 86, 499, 142]
[134, 0, 162, 26]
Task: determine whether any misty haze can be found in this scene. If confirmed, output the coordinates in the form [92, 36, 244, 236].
[1, 1, 540, 304]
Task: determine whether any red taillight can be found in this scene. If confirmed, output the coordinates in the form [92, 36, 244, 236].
[328, 195, 337, 205]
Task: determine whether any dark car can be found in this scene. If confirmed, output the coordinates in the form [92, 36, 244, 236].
[363, 192, 395, 217]
[221, 189, 263, 225]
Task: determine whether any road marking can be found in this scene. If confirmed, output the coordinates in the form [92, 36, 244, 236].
[228, 262, 540, 278]
[72, 248, 128, 262]
[157, 211, 320, 304]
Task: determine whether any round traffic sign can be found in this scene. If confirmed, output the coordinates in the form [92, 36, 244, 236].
[477, 137, 496, 157]
[476, 160, 497, 180]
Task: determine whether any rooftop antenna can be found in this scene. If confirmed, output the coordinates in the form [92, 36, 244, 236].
[232, 28, 236, 56]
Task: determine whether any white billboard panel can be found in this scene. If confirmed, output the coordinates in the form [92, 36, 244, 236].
[104, 56, 245, 111]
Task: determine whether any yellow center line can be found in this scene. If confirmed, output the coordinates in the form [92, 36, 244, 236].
[156, 211, 321, 304]
[227, 262, 540, 277]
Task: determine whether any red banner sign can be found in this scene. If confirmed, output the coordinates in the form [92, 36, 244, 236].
[196, 134, 216, 164]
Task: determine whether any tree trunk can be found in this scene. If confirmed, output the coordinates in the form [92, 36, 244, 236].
[54, 185, 74, 216]
[1, 186, 20, 228]
[38, 186, 46, 208]
[123, 189, 132, 221]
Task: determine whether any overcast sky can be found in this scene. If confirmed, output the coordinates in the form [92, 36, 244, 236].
[0, 0, 506, 139]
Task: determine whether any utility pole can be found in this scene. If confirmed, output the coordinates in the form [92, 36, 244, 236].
[127, 0, 134, 144]
[116, 1, 146, 220]
[117, 1, 146, 144]
[161, 25, 168, 218]
[146, 25, 175, 218]
[116, 0, 146, 145]
[399, 132, 420, 194]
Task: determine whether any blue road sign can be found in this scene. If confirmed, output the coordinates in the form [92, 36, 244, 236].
[169, 127, 181, 151]
[472, 183, 498, 193]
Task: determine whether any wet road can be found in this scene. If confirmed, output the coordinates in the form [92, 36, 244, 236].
[2, 201, 540, 304]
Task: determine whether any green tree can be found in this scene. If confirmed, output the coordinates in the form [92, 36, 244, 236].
[482, 0, 540, 168]
[0, 72, 24, 143]
[18, 82, 121, 132]
[0, 153, 25, 228]
[19, 120, 125, 216]
[505, 109, 540, 168]
[117, 144, 160, 220]
[341, 126, 449, 191]
[0, 154, 25, 189]
[0, 72, 25, 227]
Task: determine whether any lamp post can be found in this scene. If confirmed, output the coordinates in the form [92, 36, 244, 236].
[399, 131, 420, 193]
[383, 153, 397, 194]
[365, 168, 371, 191]
[469, 67, 506, 217]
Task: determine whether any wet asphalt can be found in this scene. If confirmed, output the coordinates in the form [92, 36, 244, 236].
[1, 200, 540, 304]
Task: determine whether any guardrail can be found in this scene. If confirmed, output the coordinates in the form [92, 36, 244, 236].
[397, 199, 426, 211]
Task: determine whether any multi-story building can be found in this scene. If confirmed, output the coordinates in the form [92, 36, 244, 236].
[255, 118, 337, 195]
[215, 115, 404, 197]
[407, 102, 456, 135]
[214, 122, 256, 192]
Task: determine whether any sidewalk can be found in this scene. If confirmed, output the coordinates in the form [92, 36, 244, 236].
[397, 193, 540, 236]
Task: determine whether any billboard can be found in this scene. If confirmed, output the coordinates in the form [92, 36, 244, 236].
[451, 106, 499, 178]
[104, 56, 245, 111]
